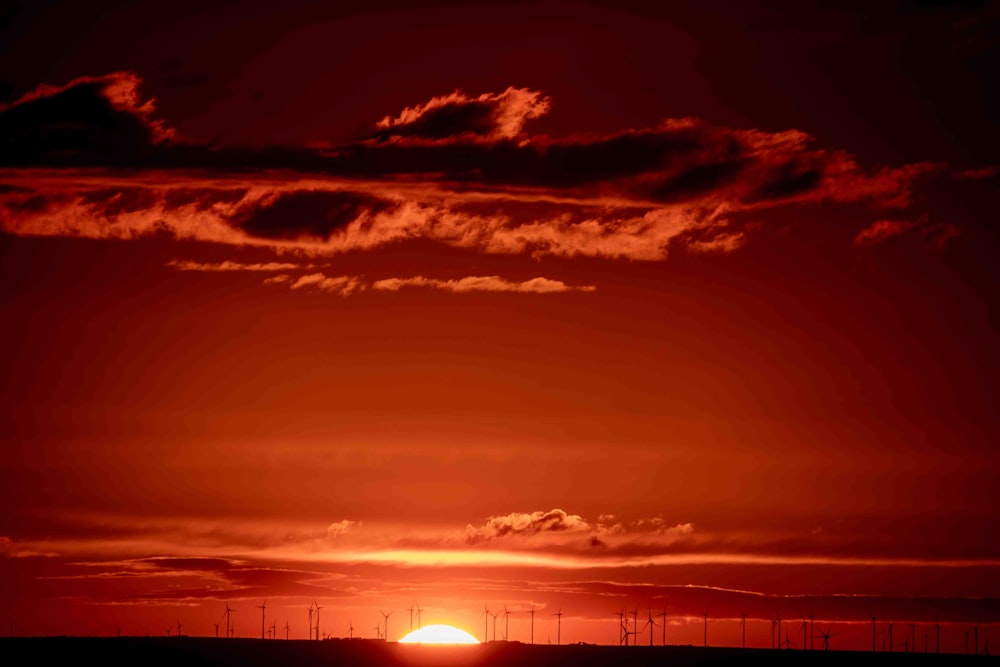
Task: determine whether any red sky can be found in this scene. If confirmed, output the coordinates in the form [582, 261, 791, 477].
[1, 0, 999, 653]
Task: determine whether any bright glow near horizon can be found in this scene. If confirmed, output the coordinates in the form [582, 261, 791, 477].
[399, 624, 480, 644]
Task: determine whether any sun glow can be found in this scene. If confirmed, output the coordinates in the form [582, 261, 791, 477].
[399, 624, 480, 644]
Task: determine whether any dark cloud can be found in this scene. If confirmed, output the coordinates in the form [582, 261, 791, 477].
[0, 72, 174, 166]
[227, 190, 395, 241]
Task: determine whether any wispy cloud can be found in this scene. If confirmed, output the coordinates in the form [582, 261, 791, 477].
[261, 273, 596, 296]
[166, 259, 310, 271]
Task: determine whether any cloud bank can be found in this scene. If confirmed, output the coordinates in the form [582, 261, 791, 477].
[0, 71, 969, 262]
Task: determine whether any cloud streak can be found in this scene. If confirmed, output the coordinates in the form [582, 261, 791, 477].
[262, 273, 596, 296]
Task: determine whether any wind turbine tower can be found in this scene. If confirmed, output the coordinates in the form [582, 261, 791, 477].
[555, 608, 563, 645]
[257, 600, 267, 640]
[380, 610, 392, 642]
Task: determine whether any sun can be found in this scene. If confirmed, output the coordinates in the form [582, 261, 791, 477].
[398, 624, 480, 644]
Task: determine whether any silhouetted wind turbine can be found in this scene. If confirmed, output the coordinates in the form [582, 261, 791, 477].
[225, 603, 234, 639]
[284, 621, 289, 640]
[555, 608, 563, 645]
[483, 604, 490, 643]
[408, 605, 415, 632]
[769, 618, 777, 650]
[799, 617, 808, 651]
[703, 611, 708, 647]
[375, 625, 382, 640]
[775, 611, 782, 650]
[257, 600, 267, 640]
[349, 620, 354, 639]
[380, 610, 392, 642]
[645, 608, 657, 647]
[416, 602, 422, 628]
[530, 606, 535, 645]
[660, 609, 667, 646]
[490, 611, 499, 642]
[313, 600, 322, 641]
[503, 605, 511, 641]
[818, 627, 836, 651]
[176, 620, 183, 637]
[214, 622, 220, 638]
[308, 602, 315, 641]
[808, 611, 814, 651]
[739, 609, 747, 649]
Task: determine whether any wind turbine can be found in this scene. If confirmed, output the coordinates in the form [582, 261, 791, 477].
[308, 603, 315, 641]
[770, 618, 777, 650]
[659, 609, 667, 646]
[483, 604, 490, 643]
[739, 609, 747, 649]
[176, 620, 183, 637]
[817, 627, 836, 651]
[888, 622, 894, 653]
[490, 611, 499, 642]
[416, 602, 422, 628]
[214, 622, 220, 638]
[703, 611, 708, 647]
[224, 603, 235, 639]
[554, 608, 563, 645]
[380, 610, 392, 642]
[614, 609, 626, 646]
[530, 607, 535, 645]
[284, 621, 289, 640]
[257, 600, 267, 640]
[408, 604, 415, 633]
[799, 616, 808, 651]
[349, 620, 354, 639]
[313, 600, 322, 641]
[645, 608, 658, 647]
[503, 605, 511, 641]
[775, 611, 782, 650]
[808, 611, 814, 651]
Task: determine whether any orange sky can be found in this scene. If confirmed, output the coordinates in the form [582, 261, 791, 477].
[1, 0, 998, 653]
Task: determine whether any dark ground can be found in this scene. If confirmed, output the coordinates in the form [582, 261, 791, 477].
[0, 637, 995, 666]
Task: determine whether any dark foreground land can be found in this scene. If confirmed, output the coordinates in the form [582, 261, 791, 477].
[0, 637, 996, 667]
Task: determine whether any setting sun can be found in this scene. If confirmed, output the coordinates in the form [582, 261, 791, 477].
[399, 624, 480, 644]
